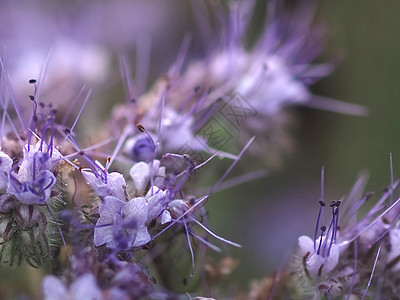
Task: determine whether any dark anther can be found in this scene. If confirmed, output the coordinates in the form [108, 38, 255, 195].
[137, 123, 145, 132]
[194, 86, 201, 93]
[29, 79, 37, 84]
[365, 192, 375, 200]
[320, 226, 326, 232]
[131, 98, 136, 103]
[141, 245, 150, 251]
[79, 151, 85, 156]
[330, 201, 336, 207]
[28, 95, 35, 101]
[64, 128, 71, 135]
[207, 87, 213, 94]
[335, 200, 342, 207]
[319, 200, 325, 207]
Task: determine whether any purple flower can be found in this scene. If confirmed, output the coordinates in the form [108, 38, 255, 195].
[146, 186, 171, 224]
[124, 135, 156, 163]
[129, 160, 165, 195]
[82, 167, 126, 200]
[183, 1, 366, 117]
[94, 196, 150, 250]
[297, 199, 342, 278]
[388, 228, 400, 271]
[159, 108, 205, 152]
[7, 144, 57, 205]
[0, 151, 13, 192]
[42, 273, 103, 300]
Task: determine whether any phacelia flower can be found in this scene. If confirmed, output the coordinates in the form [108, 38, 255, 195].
[298, 201, 341, 278]
[82, 167, 126, 200]
[7, 143, 58, 205]
[94, 196, 150, 250]
[0, 150, 13, 192]
[42, 273, 103, 300]
[129, 159, 165, 195]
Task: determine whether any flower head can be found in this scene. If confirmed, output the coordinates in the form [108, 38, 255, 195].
[42, 273, 102, 300]
[7, 143, 58, 205]
[94, 196, 150, 250]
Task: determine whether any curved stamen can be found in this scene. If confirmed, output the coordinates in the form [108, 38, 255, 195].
[314, 200, 325, 252]
[189, 216, 242, 248]
[190, 231, 222, 253]
[361, 245, 382, 300]
[183, 219, 195, 278]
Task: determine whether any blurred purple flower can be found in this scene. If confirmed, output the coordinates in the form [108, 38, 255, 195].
[42, 273, 102, 300]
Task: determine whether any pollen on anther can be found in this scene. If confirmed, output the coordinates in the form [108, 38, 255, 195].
[137, 123, 145, 132]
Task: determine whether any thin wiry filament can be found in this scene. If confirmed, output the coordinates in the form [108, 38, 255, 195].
[190, 216, 242, 248]
[190, 231, 222, 253]
[361, 245, 382, 300]
[183, 219, 195, 278]
[314, 201, 325, 252]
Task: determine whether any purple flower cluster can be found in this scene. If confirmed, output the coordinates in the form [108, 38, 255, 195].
[0, 0, 381, 299]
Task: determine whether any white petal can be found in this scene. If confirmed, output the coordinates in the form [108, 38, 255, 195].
[124, 197, 148, 224]
[94, 196, 124, 247]
[160, 210, 171, 224]
[298, 235, 315, 257]
[388, 228, 400, 271]
[146, 187, 168, 222]
[70, 273, 103, 300]
[82, 170, 126, 200]
[132, 225, 151, 247]
[42, 275, 68, 300]
[129, 162, 150, 194]
[306, 244, 339, 278]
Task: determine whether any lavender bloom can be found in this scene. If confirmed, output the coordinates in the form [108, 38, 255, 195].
[0, 150, 13, 192]
[0, 0, 181, 121]
[7, 144, 57, 205]
[94, 196, 150, 250]
[125, 135, 156, 162]
[129, 160, 165, 195]
[146, 186, 171, 224]
[183, 0, 366, 117]
[287, 171, 400, 299]
[82, 167, 126, 200]
[297, 201, 341, 278]
[0, 1, 384, 298]
[121, 106, 206, 161]
[42, 273, 103, 300]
